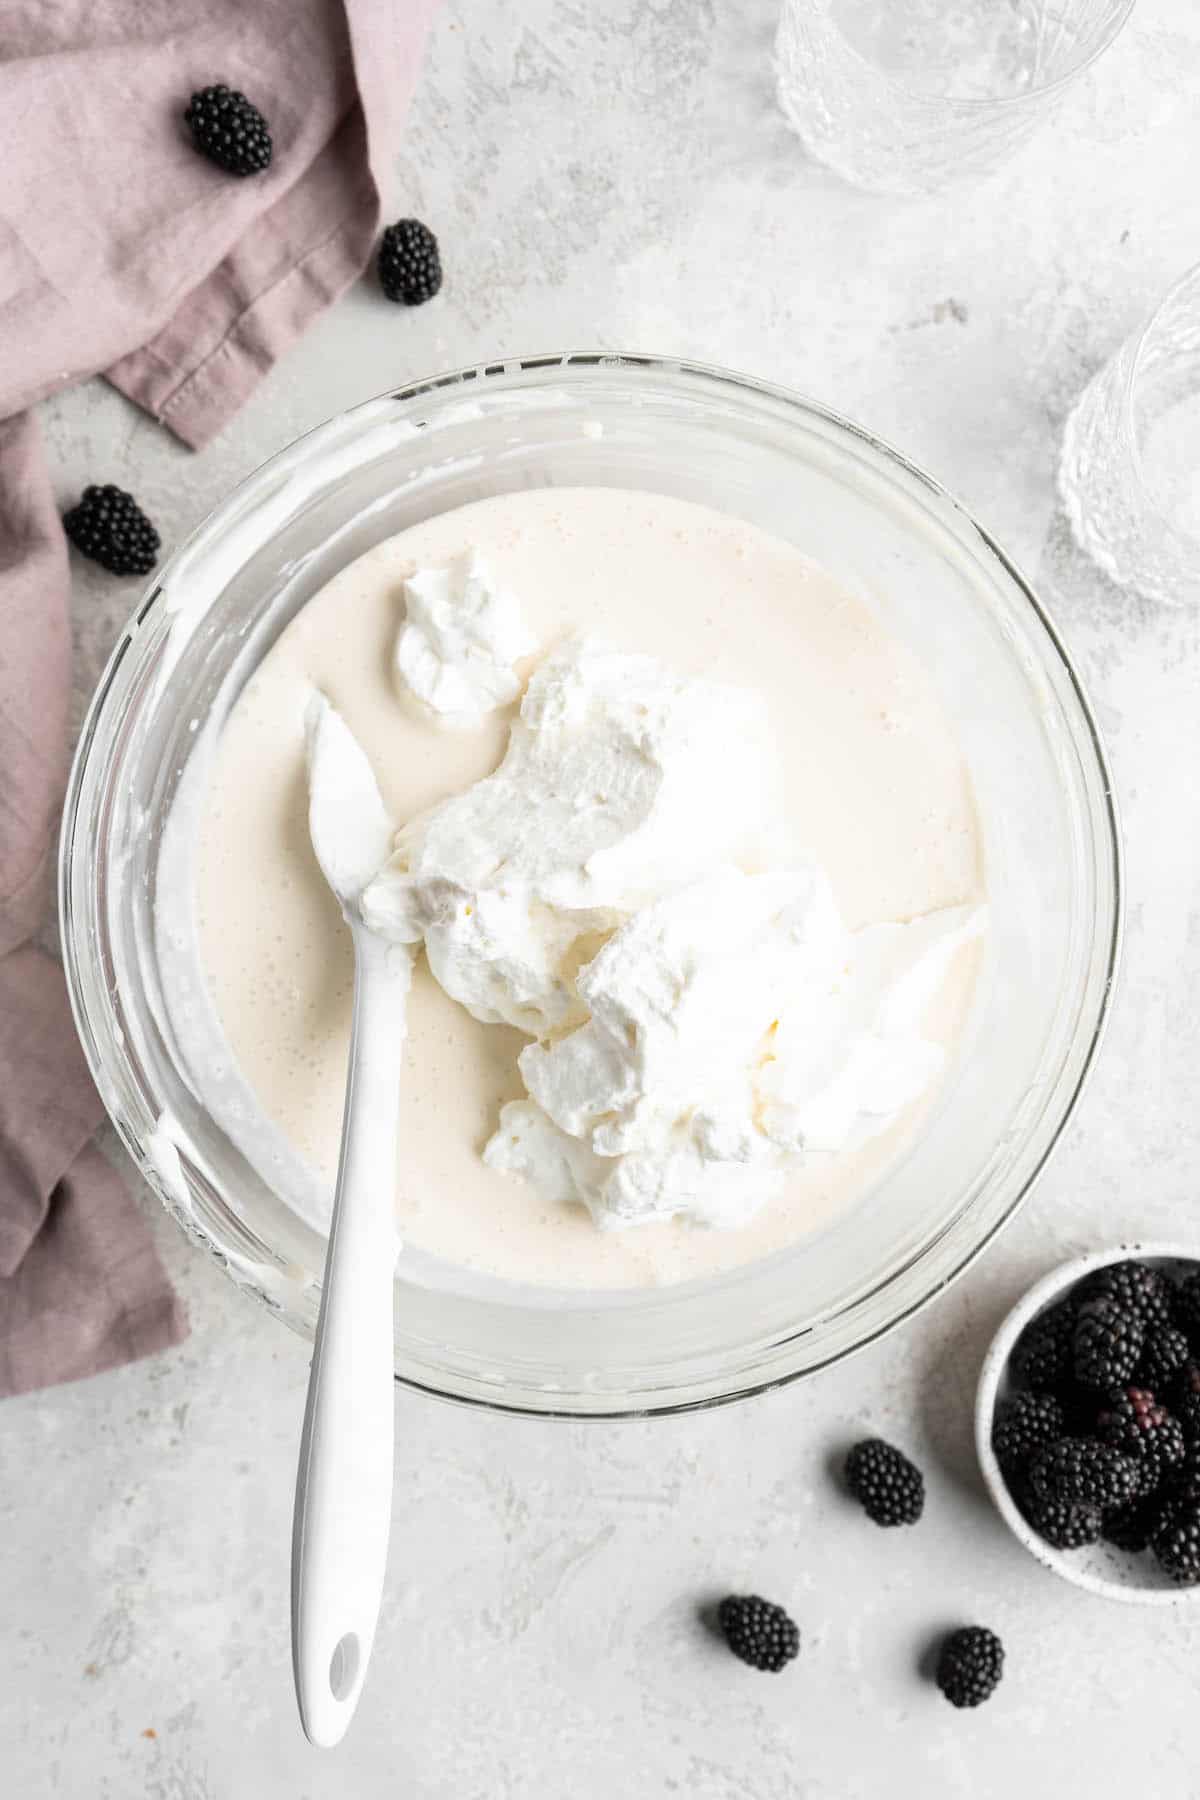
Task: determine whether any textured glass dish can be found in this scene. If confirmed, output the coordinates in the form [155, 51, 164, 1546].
[60, 355, 1121, 1417]
[775, 0, 1133, 197]
[1060, 263, 1200, 607]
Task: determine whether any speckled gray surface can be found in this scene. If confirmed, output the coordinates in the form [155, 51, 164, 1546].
[5, 2, 1200, 1793]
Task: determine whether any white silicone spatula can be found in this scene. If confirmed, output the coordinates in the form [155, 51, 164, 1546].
[291, 694, 412, 1748]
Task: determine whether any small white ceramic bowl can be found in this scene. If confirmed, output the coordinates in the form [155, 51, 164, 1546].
[977, 1243, 1200, 1605]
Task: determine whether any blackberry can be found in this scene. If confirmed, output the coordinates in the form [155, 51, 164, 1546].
[184, 85, 273, 176]
[1171, 1438, 1200, 1506]
[717, 1595, 800, 1672]
[1012, 1299, 1076, 1394]
[1152, 1499, 1200, 1585]
[1174, 1362, 1200, 1442]
[1058, 1384, 1102, 1437]
[1079, 1260, 1173, 1329]
[378, 218, 442, 305]
[1173, 1272, 1200, 1348]
[1019, 1487, 1103, 1550]
[1097, 1388, 1186, 1494]
[844, 1438, 925, 1526]
[1104, 1491, 1171, 1554]
[1073, 1298, 1144, 1391]
[992, 1392, 1065, 1476]
[935, 1627, 1005, 1709]
[1136, 1325, 1190, 1393]
[1029, 1437, 1140, 1512]
[62, 485, 160, 576]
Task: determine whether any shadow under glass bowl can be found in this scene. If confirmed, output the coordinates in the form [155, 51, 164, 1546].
[59, 353, 1122, 1418]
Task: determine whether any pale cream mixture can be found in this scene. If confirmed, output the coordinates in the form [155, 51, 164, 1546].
[194, 487, 983, 1287]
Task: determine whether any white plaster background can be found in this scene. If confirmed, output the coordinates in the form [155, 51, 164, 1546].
[4, 2, 1200, 1793]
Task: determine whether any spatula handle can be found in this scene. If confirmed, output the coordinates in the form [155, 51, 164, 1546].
[291, 932, 411, 1748]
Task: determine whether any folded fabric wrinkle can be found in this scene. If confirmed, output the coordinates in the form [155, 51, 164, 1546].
[0, 0, 440, 1396]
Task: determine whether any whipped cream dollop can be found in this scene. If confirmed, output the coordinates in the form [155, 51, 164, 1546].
[351, 631, 982, 1234]
[485, 870, 983, 1228]
[395, 551, 536, 727]
[362, 636, 778, 1036]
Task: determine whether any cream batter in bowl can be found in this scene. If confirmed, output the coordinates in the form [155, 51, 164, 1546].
[60, 355, 1121, 1416]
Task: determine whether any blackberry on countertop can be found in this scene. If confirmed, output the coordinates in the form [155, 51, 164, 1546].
[378, 218, 442, 304]
[845, 1438, 925, 1526]
[717, 1595, 800, 1672]
[62, 485, 160, 576]
[1137, 1325, 1190, 1394]
[1019, 1487, 1103, 1550]
[1029, 1436, 1140, 1511]
[992, 1392, 1065, 1476]
[1173, 1273, 1200, 1348]
[1012, 1299, 1077, 1394]
[1079, 1259, 1174, 1329]
[1097, 1388, 1186, 1494]
[184, 84, 272, 176]
[1152, 1499, 1200, 1585]
[1074, 1298, 1144, 1391]
[936, 1627, 1005, 1709]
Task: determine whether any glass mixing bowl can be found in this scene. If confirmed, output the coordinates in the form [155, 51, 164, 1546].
[60, 354, 1121, 1417]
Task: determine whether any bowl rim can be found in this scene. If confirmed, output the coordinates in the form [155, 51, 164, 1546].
[60, 350, 1125, 1416]
[976, 1242, 1200, 1606]
[787, 0, 1134, 114]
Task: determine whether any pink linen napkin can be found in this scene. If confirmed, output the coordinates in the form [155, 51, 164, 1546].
[0, 0, 439, 1396]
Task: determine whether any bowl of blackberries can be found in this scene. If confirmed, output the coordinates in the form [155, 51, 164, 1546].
[977, 1245, 1200, 1602]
